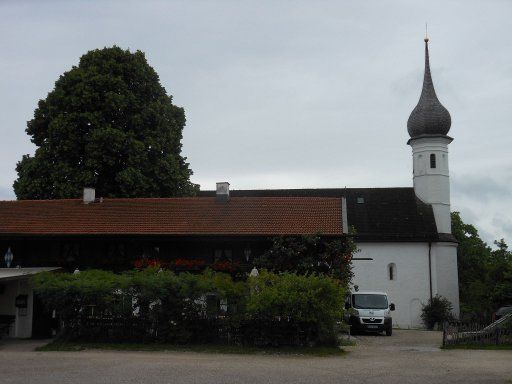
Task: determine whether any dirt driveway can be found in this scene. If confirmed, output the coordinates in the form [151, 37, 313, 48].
[0, 330, 510, 384]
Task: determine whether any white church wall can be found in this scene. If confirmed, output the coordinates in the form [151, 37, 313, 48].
[432, 242, 460, 317]
[352, 242, 432, 328]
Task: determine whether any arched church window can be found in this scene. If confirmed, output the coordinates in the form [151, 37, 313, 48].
[388, 263, 396, 281]
[430, 153, 436, 168]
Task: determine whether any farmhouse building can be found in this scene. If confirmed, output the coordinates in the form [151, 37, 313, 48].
[0, 38, 459, 336]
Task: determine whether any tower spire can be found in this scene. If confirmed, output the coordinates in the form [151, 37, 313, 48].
[420, 35, 437, 105]
[407, 36, 451, 138]
[407, 34, 454, 235]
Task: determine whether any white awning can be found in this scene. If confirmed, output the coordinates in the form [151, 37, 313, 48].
[0, 267, 60, 282]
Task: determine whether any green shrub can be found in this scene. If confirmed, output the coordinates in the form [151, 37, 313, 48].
[33, 268, 245, 343]
[421, 295, 454, 330]
[253, 234, 355, 284]
[246, 271, 345, 346]
[32, 268, 345, 346]
[33, 269, 128, 320]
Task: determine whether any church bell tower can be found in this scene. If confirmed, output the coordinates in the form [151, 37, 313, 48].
[407, 37, 453, 234]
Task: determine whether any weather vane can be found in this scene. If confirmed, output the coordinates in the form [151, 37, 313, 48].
[425, 23, 429, 42]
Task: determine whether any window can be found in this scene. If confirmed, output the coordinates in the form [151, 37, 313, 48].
[430, 153, 436, 169]
[356, 197, 365, 204]
[214, 249, 233, 262]
[352, 294, 389, 309]
[61, 243, 80, 264]
[388, 263, 396, 281]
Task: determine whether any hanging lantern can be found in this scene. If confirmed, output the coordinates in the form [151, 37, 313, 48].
[4, 247, 13, 268]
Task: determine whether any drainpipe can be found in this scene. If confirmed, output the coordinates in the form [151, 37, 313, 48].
[428, 242, 433, 301]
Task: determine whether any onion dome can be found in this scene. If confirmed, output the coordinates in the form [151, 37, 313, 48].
[407, 38, 451, 138]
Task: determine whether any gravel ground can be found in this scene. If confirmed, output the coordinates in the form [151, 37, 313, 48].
[0, 330, 510, 384]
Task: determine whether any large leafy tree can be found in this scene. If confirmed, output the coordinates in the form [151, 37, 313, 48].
[452, 211, 491, 317]
[14, 46, 198, 199]
[487, 239, 512, 310]
[452, 212, 512, 321]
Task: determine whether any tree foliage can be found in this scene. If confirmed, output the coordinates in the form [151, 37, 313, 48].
[14, 46, 198, 199]
[452, 212, 512, 321]
[253, 234, 356, 285]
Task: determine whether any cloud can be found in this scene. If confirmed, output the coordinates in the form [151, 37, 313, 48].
[452, 175, 512, 200]
[452, 173, 512, 245]
[492, 216, 512, 242]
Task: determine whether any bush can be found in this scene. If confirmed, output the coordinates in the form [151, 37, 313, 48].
[253, 234, 355, 284]
[32, 269, 128, 321]
[33, 268, 246, 343]
[245, 271, 345, 346]
[32, 268, 345, 347]
[421, 295, 454, 330]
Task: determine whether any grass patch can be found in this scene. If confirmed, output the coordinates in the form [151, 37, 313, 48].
[338, 338, 356, 347]
[36, 341, 347, 356]
[442, 344, 512, 350]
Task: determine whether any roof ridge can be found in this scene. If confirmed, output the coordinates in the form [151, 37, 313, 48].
[0, 198, 82, 203]
[200, 187, 414, 192]
[0, 196, 342, 204]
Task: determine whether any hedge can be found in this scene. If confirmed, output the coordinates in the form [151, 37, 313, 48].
[32, 268, 346, 346]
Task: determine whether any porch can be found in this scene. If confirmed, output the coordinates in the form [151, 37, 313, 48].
[0, 268, 58, 338]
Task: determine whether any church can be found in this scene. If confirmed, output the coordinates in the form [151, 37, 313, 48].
[0, 38, 459, 336]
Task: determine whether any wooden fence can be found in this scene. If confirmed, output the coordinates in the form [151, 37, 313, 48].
[443, 313, 512, 347]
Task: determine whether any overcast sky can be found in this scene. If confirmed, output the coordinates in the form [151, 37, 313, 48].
[0, 0, 511, 245]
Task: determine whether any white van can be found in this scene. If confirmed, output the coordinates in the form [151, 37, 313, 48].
[345, 291, 395, 336]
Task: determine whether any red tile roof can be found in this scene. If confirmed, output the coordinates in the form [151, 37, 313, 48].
[0, 197, 343, 236]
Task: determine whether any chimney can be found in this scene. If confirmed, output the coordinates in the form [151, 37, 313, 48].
[216, 182, 230, 202]
[83, 187, 96, 204]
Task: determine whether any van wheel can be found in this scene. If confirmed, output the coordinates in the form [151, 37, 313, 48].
[385, 326, 392, 336]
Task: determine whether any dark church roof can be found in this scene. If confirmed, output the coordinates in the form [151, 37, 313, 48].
[407, 39, 452, 138]
[199, 187, 453, 242]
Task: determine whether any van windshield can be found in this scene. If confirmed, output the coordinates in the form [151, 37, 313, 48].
[352, 294, 388, 309]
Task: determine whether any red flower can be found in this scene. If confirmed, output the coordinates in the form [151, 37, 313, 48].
[212, 261, 240, 272]
[173, 259, 206, 269]
[133, 258, 169, 269]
